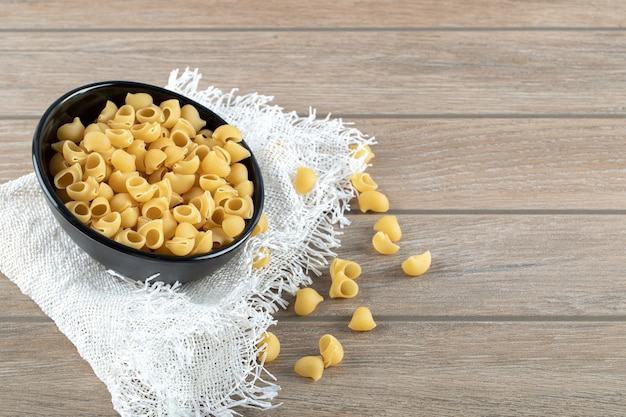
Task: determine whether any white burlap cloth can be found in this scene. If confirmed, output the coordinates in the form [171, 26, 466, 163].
[0, 68, 373, 416]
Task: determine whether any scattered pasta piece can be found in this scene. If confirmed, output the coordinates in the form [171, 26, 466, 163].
[319, 334, 344, 368]
[329, 257, 362, 281]
[350, 172, 378, 192]
[294, 355, 325, 381]
[257, 331, 280, 363]
[373, 215, 401, 242]
[401, 251, 431, 277]
[372, 231, 400, 255]
[357, 190, 389, 213]
[294, 166, 317, 195]
[252, 246, 270, 268]
[349, 306, 377, 332]
[329, 272, 359, 299]
[349, 144, 375, 164]
[294, 288, 324, 316]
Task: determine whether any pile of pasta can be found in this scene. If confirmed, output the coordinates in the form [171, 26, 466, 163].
[49, 92, 256, 257]
[255, 144, 433, 382]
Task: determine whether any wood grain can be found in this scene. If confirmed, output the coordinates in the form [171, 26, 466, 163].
[3, 1, 626, 416]
[3, 31, 626, 116]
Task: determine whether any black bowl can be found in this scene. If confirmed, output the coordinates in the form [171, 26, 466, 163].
[32, 81, 264, 284]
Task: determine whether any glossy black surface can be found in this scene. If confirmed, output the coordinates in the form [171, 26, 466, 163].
[32, 81, 264, 284]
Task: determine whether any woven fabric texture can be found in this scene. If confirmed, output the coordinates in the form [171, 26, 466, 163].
[0, 68, 373, 416]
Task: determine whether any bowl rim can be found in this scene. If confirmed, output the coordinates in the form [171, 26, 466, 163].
[32, 80, 264, 263]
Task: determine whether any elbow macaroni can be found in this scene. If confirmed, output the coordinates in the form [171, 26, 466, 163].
[49, 94, 256, 256]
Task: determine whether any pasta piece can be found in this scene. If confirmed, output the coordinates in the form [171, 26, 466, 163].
[350, 172, 378, 192]
[328, 272, 359, 299]
[137, 219, 164, 249]
[107, 104, 135, 129]
[294, 356, 324, 381]
[163, 172, 196, 195]
[109, 192, 136, 213]
[401, 251, 431, 277]
[65, 201, 91, 224]
[357, 190, 389, 213]
[252, 246, 270, 268]
[143, 148, 167, 174]
[125, 92, 153, 110]
[135, 104, 165, 124]
[170, 118, 196, 138]
[125, 176, 157, 203]
[201, 151, 231, 177]
[192, 230, 213, 255]
[49, 152, 69, 176]
[106, 128, 134, 149]
[83, 152, 108, 182]
[221, 214, 246, 238]
[226, 163, 248, 185]
[211, 227, 234, 249]
[96, 182, 114, 200]
[108, 170, 139, 193]
[165, 236, 195, 256]
[96, 100, 118, 123]
[349, 144, 375, 164]
[90, 196, 111, 219]
[198, 173, 227, 193]
[180, 104, 207, 132]
[294, 166, 317, 195]
[175, 222, 199, 239]
[251, 213, 268, 236]
[223, 197, 253, 219]
[212, 124, 242, 143]
[214, 186, 238, 207]
[119, 206, 140, 229]
[257, 331, 280, 363]
[172, 154, 200, 175]
[189, 190, 215, 222]
[172, 204, 202, 225]
[372, 231, 400, 255]
[319, 334, 344, 368]
[91, 212, 122, 238]
[130, 121, 161, 143]
[141, 196, 170, 220]
[329, 257, 362, 281]
[373, 215, 401, 242]
[234, 180, 254, 197]
[66, 176, 99, 201]
[348, 306, 377, 332]
[57, 117, 85, 142]
[159, 98, 181, 128]
[53, 163, 82, 189]
[293, 288, 324, 316]
[114, 229, 146, 250]
[161, 210, 178, 239]
[84, 122, 108, 134]
[223, 140, 251, 163]
[148, 136, 175, 150]
[62, 140, 88, 166]
[82, 131, 112, 153]
[110, 149, 136, 173]
[162, 145, 187, 167]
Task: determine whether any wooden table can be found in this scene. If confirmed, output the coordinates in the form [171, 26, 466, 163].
[3, 1, 626, 415]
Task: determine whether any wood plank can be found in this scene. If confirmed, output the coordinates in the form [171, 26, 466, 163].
[3, 320, 626, 416]
[0, 322, 116, 416]
[5, 118, 626, 210]
[3, 31, 626, 116]
[278, 214, 626, 317]
[2, 213, 625, 319]
[3, 0, 626, 29]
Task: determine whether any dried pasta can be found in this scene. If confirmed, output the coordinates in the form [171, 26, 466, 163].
[357, 190, 389, 213]
[350, 172, 378, 192]
[372, 231, 400, 255]
[319, 334, 344, 368]
[329, 257, 362, 281]
[329, 272, 359, 299]
[49, 94, 256, 256]
[401, 251, 431, 277]
[348, 306, 377, 331]
[293, 166, 317, 195]
[294, 287, 324, 316]
[373, 215, 401, 242]
[294, 355, 324, 381]
[257, 331, 280, 363]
